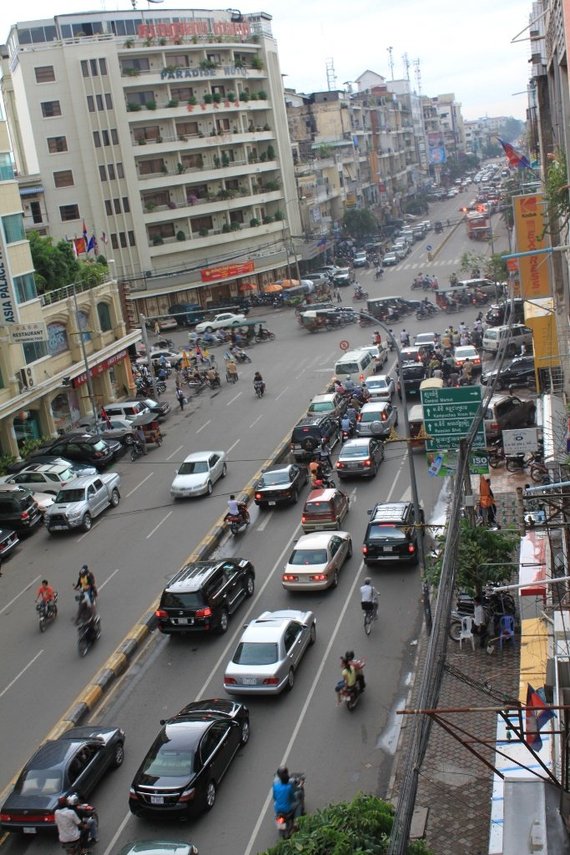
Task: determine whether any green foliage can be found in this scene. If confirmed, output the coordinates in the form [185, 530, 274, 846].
[459, 250, 507, 283]
[28, 232, 80, 292]
[260, 793, 433, 855]
[76, 262, 109, 288]
[0, 454, 16, 476]
[426, 518, 518, 595]
[342, 208, 378, 239]
[544, 150, 570, 233]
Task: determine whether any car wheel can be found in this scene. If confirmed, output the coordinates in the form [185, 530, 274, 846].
[81, 513, 92, 532]
[110, 488, 120, 507]
[286, 668, 295, 691]
[206, 480, 213, 495]
[347, 540, 353, 558]
[309, 622, 317, 645]
[245, 574, 255, 598]
[240, 719, 250, 745]
[221, 463, 227, 478]
[217, 609, 229, 634]
[331, 569, 339, 588]
[112, 742, 125, 768]
[291, 489, 299, 504]
[205, 780, 216, 810]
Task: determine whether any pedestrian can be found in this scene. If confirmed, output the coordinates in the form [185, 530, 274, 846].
[176, 386, 186, 411]
[479, 475, 498, 526]
[134, 425, 147, 455]
[473, 596, 488, 649]
[336, 289, 342, 303]
[153, 320, 160, 336]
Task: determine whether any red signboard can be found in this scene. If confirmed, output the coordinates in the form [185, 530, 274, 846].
[72, 350, 128, 388]
[201, 261, 255, 283]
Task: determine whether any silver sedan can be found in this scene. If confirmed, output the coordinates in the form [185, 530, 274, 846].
[282, 531, 352, 591]
[170, 450, 227, 498]
[365, 375, 395, 401]
[223, 609, 316, 695]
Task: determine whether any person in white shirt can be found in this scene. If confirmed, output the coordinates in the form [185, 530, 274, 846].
[54, 796, 82, 847]
[227, 495, 240, 516]
[360, 578, 379, 618]
[473, 596, 487, 648]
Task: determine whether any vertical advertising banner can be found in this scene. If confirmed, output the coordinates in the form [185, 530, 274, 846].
[512, 193, 552, 299]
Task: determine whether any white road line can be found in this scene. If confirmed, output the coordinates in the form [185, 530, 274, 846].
[126, 472, 154, 498]
[255, 511, 273, 531]
[102, 811, 131, 855]
[99, 568, 120, 590]
[226, 392, 242, 406]
[146, 510, 173, 539]
[243, 559, 366, 855]
[195, 419, 211, 434]
[0, 575, 41, 616]
[274, 385, 289, 401]
[0, 650, 43, 699]
[165, 443, 184, 461]
[249, 414, 263, 429]
[226, 438, 240, 455]
[385, 453, 408, 503]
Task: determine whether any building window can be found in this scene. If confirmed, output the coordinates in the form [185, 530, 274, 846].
[113, 198, 121, 214]
[177, 121, 199, 137]
[13, 273, 38, 303]
[133, 125, 160, 143]
[212, 85, 226, 97]
[35, 65, 55, 83]
[111, 233, 118, 249]
[0, 153, 14, 181]
[90, 58, 99, 76]
[128, 230, 136, 246]
[81, 60, 90, 77]
[181, 153, 203, 169]
[93, 131, 101, 147]
[87, 95, 95, 113]
[111, 128, 118, 144]
[171, 86, 194, 102]
[97, 301, 112, 331]
[139, 159, 163, 175]
[230, 211, 244, 225]
[117, 163, 124, 178]
[59, 204, 80, 222]
[122, 196, 130, 213]
[105, 93, 113, 109]
[99, 165, 107, 181]
[41, 101, 62, 118]
[121, 57, 150, 74]
[47, 136, 68, 153]
[127, 90, 155, 106]
[105, 200, 113, 216]
[23, 341, 48, 364]
[119, 232, 127, 248]
[148, 223, 175, 240]
[190, 215, 213, 233]
[107, 163, 116, 180]
[77, 310, 92, 343]
[170, 54, 189, 67]
[30, 201, 43, 224]
[2, 214, 25, 243]
[102, 130, 110, 146]
[96, 94, 104, 111]
[47, 322, 69, 355]
[53, 169, 74, 188]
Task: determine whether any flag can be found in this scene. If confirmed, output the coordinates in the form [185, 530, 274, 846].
[525, 684, 555, 751]
[68, 238, 78, 258]
[497, 138, 531, 170]
[82, 220, 88, 242]
[87, 234, 97, 253]
[100, 231, 108, 245]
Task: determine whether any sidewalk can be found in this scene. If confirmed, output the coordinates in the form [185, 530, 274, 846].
[385, 481, 523, 855]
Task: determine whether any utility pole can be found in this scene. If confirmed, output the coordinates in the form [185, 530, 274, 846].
[387, 46, 394, 80]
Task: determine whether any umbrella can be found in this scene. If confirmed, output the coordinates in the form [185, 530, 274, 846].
[279, 279, 300, 289]
[263, 283, 283, 293]
[239, 282, 256, 292]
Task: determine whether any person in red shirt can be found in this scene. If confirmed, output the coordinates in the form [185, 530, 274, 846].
[36, 579, 56, 604]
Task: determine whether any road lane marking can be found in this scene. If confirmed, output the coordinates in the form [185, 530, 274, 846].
[256, 511, 273, 531]
[275, 385, 289, 401]
[249, 414, 262, 429]
[243, 560, 366, 855]
[165, 443, 184, 461]
[126, 472, 154, 498]
[102, 811, 131, 855]
[195, 419, 211, 434]
[146, 511, 173, 539]
[226, 392, 242, 406]
[99, 568, 120, 590]
[385, 453, 408, 503]
[0, 650, 43, 699]
[0, 575, 41, 615]
[226, 438, 240, 455]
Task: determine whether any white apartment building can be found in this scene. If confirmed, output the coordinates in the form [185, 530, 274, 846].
[1, 9, 301, 320]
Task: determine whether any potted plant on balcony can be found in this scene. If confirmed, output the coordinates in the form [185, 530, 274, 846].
[176, 230, 186, 241]
[221, 154, 230, 167]
[227, 91, 236, 101]
[199, 227, 209, 236]
[188, 95, 197, 106]
[267, 144, 275, 160]
[212, 92, 222, 103]
[258, 90, 267, 99]
[152, 236, 164, 245]
[145, 201, 156, 212]
[250, 56, 263, 70]
[145, 100, 157, 110]
[203, 93, 213, 104]
[249, 217, 259, 227]
[239, 90, 250, 102]
[167, 99, 179, 108]
[222, 223, 231, 233]
[274, 209, 284, 221]
[127, 103, 142, 112]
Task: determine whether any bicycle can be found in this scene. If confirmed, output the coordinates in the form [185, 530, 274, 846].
[363, 597, 379, 636]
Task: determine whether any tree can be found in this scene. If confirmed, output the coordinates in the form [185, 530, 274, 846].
[342, 208, 378, 240]
[76, 261, 109, 288]
[459, 250, 507, 282]
[261, 793, 433, 855]
[28, 231, 79, 292]
[426, 519, 518, 596]
[543, 150, 570, 235]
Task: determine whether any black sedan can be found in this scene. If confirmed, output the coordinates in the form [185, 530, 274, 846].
[32, 433, 121, 470]
[0, 527, 19, 559]
[254, 464, 309, 508]
[129, 699, 249, 818]
[481, 356, 536, 390]
[0, 726, 125, 833]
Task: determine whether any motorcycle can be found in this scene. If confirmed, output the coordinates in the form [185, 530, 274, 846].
[274, 773, 306, 839]
[255, 329, 276, 342]
[254, 380, 265, 398]
[77, 614, 102, 657]
[36, 593, 58, 632]
[130, 440, 145, 461]
[353, 288, 368, 301]
[448, 588, 516, 642]
[224, 507, 250, 536]
[336, 657, 366, 711]
[229, 349, 252, 364]
[411, 278, 424, 290]
[374, 267, 384, 280]
[66, 794, 98, 848]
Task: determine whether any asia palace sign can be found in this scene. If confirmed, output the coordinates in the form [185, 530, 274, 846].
[138, 20, 252, 42]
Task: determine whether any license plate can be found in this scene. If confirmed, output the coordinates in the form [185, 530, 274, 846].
[177, 618, 193, 625]
[150, 796, 164, 805]
[268, 501, 276, 506]
[242, 677, 257, 685]
[383, 546, 393, 553]
[23, 828, 37, 834]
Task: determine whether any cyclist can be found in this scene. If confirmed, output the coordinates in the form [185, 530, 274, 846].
[360, 577, 379, 620]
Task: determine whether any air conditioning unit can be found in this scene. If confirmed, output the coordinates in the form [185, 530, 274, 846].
[19, 367, 34, 388]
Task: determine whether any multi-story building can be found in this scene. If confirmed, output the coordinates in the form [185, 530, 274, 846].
[1, 8, 301, 322]
[0, 114, 139, 458]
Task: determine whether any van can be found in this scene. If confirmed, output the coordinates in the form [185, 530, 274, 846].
[482, 324, 533, 355]
[334, 349, 375, 381]
[301, 487, 350, 532]
[102, 400, 150, 421]
[458, 278, 504, 299]
[168, 302, 204, 326]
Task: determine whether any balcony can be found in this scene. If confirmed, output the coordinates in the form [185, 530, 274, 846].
[148, 219, 285, 254]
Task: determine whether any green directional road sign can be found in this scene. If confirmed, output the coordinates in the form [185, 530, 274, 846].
[421, 385, 486, 451]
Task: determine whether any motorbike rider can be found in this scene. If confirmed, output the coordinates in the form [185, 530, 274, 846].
[36, 579, 56, 614]
[227, 494, 249, 525]
[226, 358, 238, 381]
[253, 371, 265, 394]
[373, 331, 382, 347]
[75, 591, 96, 628]
[66, 794, 98, 847]
[400, 329, 410, 347]
[74, 565, 97, 606]
[345, 404, 358, 426]
[272, 767, 302, 823]
[335, 653, 358, 704]
[340, 413, 353, 438]
[461, 358, 474, 384]
[317, 438, 333, 470]
[308, 458, 322, 486]
[343, 375, 355, 393]
[54, 795, 84, 854]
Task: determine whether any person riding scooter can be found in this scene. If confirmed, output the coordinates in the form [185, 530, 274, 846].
[227, 495, 249, 526]
[273, 767, 303, 825]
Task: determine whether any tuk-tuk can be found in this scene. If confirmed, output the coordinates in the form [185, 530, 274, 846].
[132, 412, 163, 447]
[407, 404, 427, 449]
[434, 221, 443, 234]
[300, 308, 354, 332]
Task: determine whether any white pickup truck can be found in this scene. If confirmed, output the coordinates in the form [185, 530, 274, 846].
[45, 473, 120, 533]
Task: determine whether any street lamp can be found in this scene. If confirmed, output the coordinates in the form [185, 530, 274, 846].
[71, 283, 100, 430]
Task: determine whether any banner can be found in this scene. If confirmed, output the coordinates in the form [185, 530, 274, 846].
[512, 194, 552, 299]
[524, 296, 560, 370]
[200, 260, 255, 283]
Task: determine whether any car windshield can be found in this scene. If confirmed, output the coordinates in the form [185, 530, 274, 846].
[368, 524, 406, 540]
[178, 461, 208, 475]
[144, 745, 195, 778]
[361, 410, 383, 423]
[369, 379, 387, 389]
[289, 548, 328, 565]
[232, 641, 278, 665]
[91, 440, 107, 452]
[303, 501, 333, 516]
[341, 446, 368, 458]
[260, 471, 290, 486]
[55, 489, 85, 503]
[18, 769, 63, 795]
[162, 592, 205, 609]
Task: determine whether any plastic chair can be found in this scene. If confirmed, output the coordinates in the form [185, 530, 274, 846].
[499, 615, 515, 649]
[459, 615, 475, 651]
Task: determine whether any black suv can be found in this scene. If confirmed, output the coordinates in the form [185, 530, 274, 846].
[155, 559, 255, 635]
[33, 433, 121, 469]
[362, 501, 424, 565]
[290, 415, 340, 461]
[481, 356, 536, 390]
[0, 486, 43, 535]
[397, 362, 426, 399]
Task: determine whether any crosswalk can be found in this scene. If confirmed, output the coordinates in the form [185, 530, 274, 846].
[390, 258, 462, 270]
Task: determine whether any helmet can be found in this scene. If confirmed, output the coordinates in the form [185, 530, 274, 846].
[57, 795, 68, 806]
[66, 794, 79, 806]
[345, 375, 351, 381]
[364, 578, 371, 585]
[81, 564, 88, 572]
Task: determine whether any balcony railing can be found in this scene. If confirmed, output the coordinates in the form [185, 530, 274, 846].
[40, 277, 113, 307]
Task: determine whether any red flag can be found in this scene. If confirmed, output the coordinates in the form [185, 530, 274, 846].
[525, 684, 555, 751]
[498, 138, 530, 170]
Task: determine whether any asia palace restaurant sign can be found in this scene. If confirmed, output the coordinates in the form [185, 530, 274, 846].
[138, 19, 252, 43]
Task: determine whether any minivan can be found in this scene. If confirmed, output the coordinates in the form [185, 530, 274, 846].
[458, 278, 504, 299]
[334, 349, 375, 381]
[102, 401, 150, 421]
[482, 324, 533, 355]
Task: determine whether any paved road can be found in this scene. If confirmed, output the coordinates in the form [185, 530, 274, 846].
[0, 189, 509, 854]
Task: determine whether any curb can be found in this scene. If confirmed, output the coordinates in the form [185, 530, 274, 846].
[429, 218, 464, 262]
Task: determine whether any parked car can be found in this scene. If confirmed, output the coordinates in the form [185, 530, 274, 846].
[170, 451, 227, 498]
[481, 356, 536, 390]
[0, 486, 44, 535]
[155, 559, 255, 635]
[484, 394, 536, 442]
[32, 434, 121, 470]
[282, 532, 352, 591]
[129, 700, 248, 818]
[0, 527, 19, 559]
[254, 464, 308, 508]
[117, 842, 198, 855]
[6, 455, 97, 476]
[168, 302, 205, 326]
[45, 473, 121, 533]
[336, 437, 385, 478]
[78, 416, 135, 446]
[195, 312, 247, 333]
[0, 463, 79, 494]
[362, 501, 424, 566]
[0, 726, 125, 833]
[130, 397, 171, 420]
[301, 487, 350, 532]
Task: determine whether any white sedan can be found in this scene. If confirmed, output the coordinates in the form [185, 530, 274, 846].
[365, 375, 395, 401]
[195, 312, 247, 333]
[171, 451, 227, 498]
